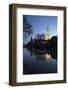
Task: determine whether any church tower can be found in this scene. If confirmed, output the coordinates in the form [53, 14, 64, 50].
[46, 26, 50, 40]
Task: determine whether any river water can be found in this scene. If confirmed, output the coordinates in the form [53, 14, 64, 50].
[23, 48, 57, 75]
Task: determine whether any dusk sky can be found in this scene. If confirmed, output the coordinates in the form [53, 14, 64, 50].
[23, 15, 57, 44]
[24, 15, 57, 38]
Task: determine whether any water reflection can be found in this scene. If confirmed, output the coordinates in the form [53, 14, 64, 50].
[23, 48, 57, 75]
[27, 47, 57, 60]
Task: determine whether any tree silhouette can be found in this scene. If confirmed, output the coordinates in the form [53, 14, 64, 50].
[35, 33, 46, 40]
[35, 33, 41, 39]
[23, 15, 33, 44]
[23, 15, 33, 35]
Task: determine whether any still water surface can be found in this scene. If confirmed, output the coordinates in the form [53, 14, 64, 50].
[23, 48, 57, 75]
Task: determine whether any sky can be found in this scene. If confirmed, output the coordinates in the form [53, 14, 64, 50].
[23, 15, 57, 44]
[25, 15, 57, 38]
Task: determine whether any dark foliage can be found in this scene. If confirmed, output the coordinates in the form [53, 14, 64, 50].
[23, 15, 33, 35]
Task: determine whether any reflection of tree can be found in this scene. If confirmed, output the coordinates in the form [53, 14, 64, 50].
[27, 47, 57, 60]
[26, 36, 57, 59]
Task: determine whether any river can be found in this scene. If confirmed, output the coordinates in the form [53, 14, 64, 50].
[23, 48, 57, 75]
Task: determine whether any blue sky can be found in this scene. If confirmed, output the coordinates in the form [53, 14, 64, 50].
[23, 15, 57, 44]
[25, 15, 57, 38]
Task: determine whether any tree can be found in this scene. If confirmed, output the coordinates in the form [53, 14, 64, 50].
[23, 15, 33, 44]
[23, 15, 33, 35]
[35, 33, 46, 40]
[35, 33, 41, 39]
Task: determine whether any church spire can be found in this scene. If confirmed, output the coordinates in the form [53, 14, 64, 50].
[46, 26, 50, 40]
